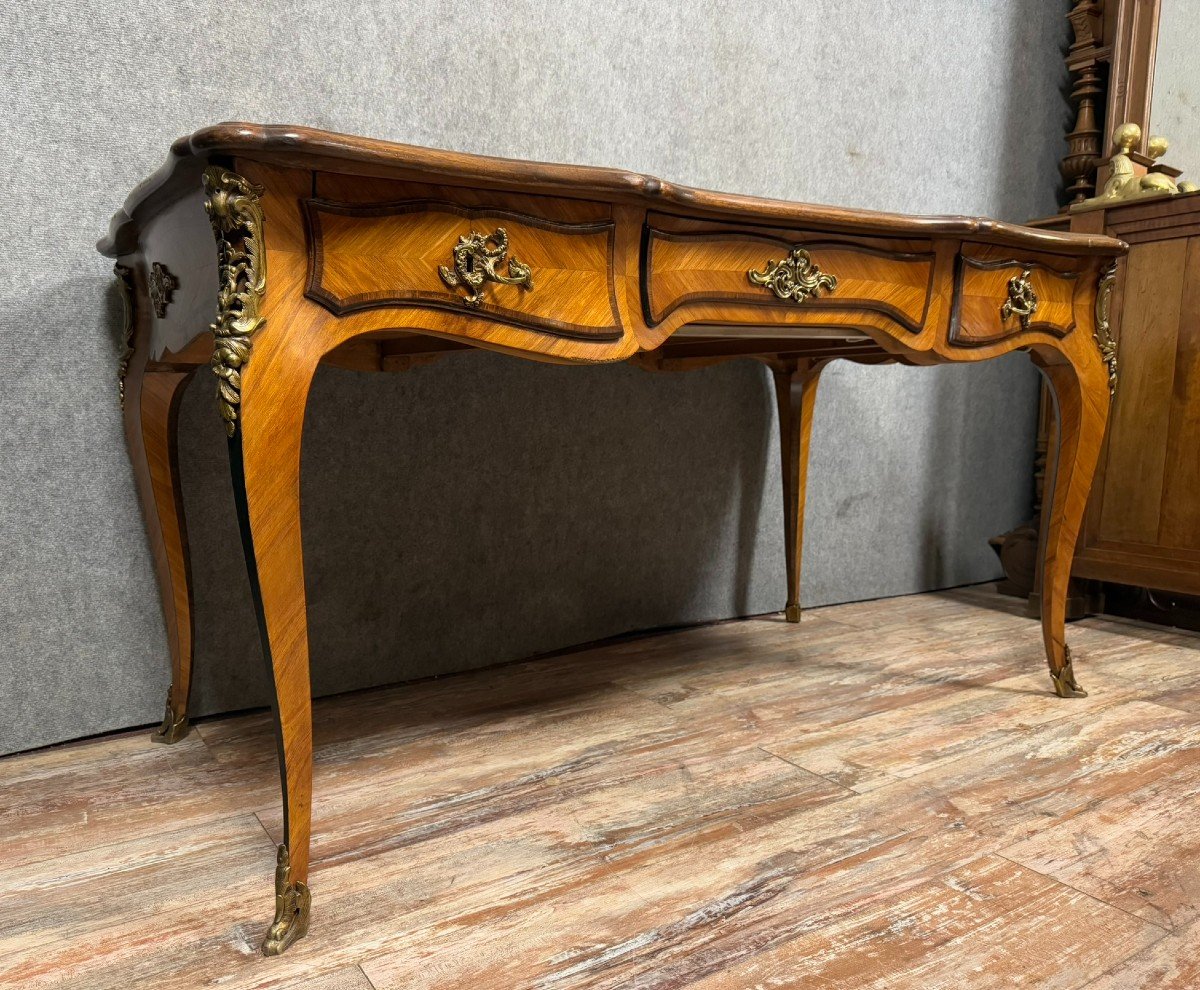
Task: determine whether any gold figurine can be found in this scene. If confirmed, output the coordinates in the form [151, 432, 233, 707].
[1075, 122, 1197, 209]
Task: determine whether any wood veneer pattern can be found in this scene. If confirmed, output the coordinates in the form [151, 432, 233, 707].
[304, 199, 623, 341]
[950, 254, 1082, 347]
[642, 225, 937, 332]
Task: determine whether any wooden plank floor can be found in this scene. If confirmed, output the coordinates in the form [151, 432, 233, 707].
[3, 585, 1200, 989]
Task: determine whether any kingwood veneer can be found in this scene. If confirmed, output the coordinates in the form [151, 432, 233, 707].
[98, 123, 1125, 955]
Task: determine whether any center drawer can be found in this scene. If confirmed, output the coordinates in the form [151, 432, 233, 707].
[304, 199, 622, 340]
[642, 213, 937, 335]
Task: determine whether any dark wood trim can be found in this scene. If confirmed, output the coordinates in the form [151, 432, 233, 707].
[303, 198, 623, 341]
[644, 208, 950, 244]
[659, 337, 888, 361]
[226, 431, 292, 841]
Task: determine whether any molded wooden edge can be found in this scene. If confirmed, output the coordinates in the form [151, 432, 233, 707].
[98, 121, 1131, 259]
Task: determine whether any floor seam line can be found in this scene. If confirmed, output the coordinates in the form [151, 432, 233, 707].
[0, 812, 271, 876]
[252, 810, 281, 851]
[992, 851, 1175, 933]
[1073, 928, 1178, 988]
[756, 744, 860, 795]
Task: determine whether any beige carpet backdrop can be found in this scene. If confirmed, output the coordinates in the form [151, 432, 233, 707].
[0, 1, 1072, 755]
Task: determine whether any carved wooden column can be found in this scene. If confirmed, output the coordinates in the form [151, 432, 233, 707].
[1062, 2, 1106, 205]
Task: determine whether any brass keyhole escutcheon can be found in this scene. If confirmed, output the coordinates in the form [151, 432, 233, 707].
[439, 227, 533, 307]
[1001, 268, 1039, 331]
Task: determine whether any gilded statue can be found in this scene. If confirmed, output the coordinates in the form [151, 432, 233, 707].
[1076, 123, 1198, 208]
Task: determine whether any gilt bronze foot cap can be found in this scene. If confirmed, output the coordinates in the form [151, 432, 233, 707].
[784, 604, 802, 623]
[262, 844, 311, 956]
[1049, 646, 1088, 698]
[150, 690, 190, 744]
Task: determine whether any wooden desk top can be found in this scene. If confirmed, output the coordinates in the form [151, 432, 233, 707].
[99, 122, 1124, 259]
[99, 121, 1125, 380]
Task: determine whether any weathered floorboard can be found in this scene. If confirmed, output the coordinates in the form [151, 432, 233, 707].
[0, 586, 1197, 988]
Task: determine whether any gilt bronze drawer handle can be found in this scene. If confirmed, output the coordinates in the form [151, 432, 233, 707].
[1001, 269, 1039, 330]
[748, 245, 837, 303]
[439, 227, 533, 307]
[148, 262, 178, 318]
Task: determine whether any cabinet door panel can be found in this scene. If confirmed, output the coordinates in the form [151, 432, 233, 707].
[1097, 238, 1186, 545]
[1158, 237, 1200, 550]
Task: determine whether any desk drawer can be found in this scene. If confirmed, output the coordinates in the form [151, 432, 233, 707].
[304, 199, 621, 340]
[643, 215, 936, 335]
[950, 247, 1083, 346]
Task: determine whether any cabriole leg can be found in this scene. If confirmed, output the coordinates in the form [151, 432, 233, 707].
[229, 405, 315, 954]
[228, 371, 317, 954]
[1034, 356, 1109, 698]
[771, 359, 825, 623]
[204, 162, 318, 954]
[123, 355, 197, 744]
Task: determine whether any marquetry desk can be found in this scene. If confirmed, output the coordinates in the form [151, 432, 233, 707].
[99, 123, 1125, 955]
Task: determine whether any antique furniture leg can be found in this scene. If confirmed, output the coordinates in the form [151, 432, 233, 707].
[229, 406, 315, 954]
[207, 163, 318, 954]
[227, 355, 319, 954]
[771, 359, 825, 623]
[141, 373, 196, 742]
[117, 266, 196, 744]
[1033, 353, 1110, 698]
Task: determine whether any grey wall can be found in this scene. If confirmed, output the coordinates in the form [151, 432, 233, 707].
[1151, 0, 1200, 181]
[0, 1, 1069, 756]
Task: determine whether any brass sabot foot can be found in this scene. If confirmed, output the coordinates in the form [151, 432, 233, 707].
[784, 603, 802, 624]
[262, 844, 311, 956]
[1049, 646, 1088, 699]
[150, 689, 190, 744]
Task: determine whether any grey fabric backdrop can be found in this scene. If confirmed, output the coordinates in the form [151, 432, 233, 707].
[0, 1, 1072, 756]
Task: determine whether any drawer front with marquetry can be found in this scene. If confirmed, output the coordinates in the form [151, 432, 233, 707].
[951, 248, 1082, 346]
[304, 200, 621, 340]
[643, 215, 937, 335]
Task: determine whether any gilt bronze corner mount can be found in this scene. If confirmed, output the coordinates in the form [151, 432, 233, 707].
[1093, 262, 1119, 397]
[204, 167, 266, 437]
[747, 246, 837, 304]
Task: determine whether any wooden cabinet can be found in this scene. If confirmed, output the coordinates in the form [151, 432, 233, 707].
[1070, 191, 1200, 595]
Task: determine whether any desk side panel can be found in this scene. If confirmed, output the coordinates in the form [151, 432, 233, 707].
[138, 186, 218, 365]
